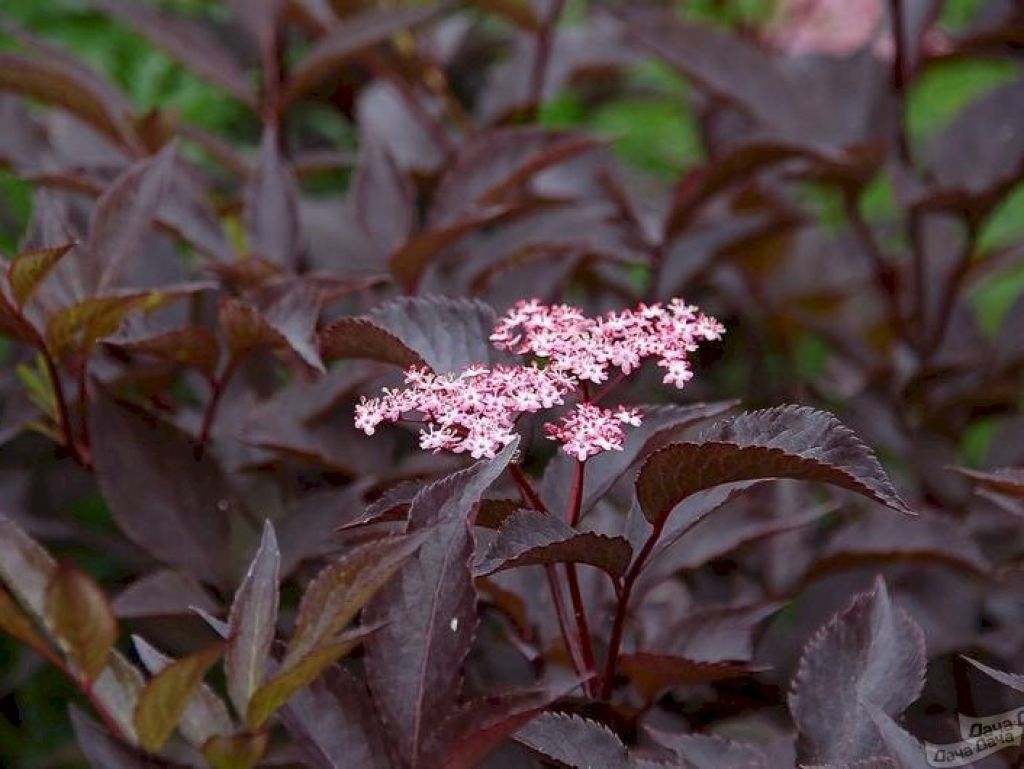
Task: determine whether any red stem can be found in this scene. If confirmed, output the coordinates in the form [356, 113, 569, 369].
[196, 357, 240, 455]
[527, 0, 566, 113]
[564, 460, 598, 695]
[41, 350, 83, 466]
[889, 0, 913, 166]
[600, 516, 666, 700]
[508, 464, 590, 683]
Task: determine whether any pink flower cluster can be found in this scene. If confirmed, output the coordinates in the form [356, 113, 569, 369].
[354, 364, 574, 459]
[354, 299, 723, 460]
[491, 298, 724, 388]
[545, 404, 643, 462]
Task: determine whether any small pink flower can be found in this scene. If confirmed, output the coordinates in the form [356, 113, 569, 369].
[544, 403, 644, 461]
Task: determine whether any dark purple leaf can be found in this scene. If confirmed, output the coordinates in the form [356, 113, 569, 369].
[514, 713, 630, 769]
[650, 732, 772, 769]
[0, 512, 57, 622]
[389, 205, 521, 292]
[90, 393, 234, 588]
[87, 0, 256, 107]
[352, 139, 415, 257]
[132, 636, 234, 748]
[225, 520, 280, 717]
[817, 508, 990, 576]
[0, 40, 137, 150]
[279, 665, 395, 769]
[663, 602, 785, 663]
[257, 280, 325, 372]
[864, 704, 931, 769]
[541, 401, 737, 520]
[219, 283, 324, 371]
[927, 81, 1024, 205]
[364, 441, 517, 768]
[320, 317, 428, 368]
[963, 656, 1024, 694]
[244, 124, 300, 267]
[112, 570, 219, 619]
[85, 144, 176, 295]
[618, 654, 756, 702]
[429, 128, 602, 226]
[636, 406, 913, 525]
[789, 577, 926, 765]
[106, 326, 219, 379]
[69, 707, 190, 769]
[435, 682, 576, 769]
[473, 509, 632, 579]
[324, 296, 509, 373]
[284, 4, 449, 106]
[952, 466, 1024, 499]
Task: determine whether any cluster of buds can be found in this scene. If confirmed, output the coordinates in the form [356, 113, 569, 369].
[354, 299, 723, 460]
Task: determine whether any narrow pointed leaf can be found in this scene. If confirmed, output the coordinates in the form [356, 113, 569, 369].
[279, 665, 393, 769]
[284, 5, 447, 106]
[286, 534, 425, 667]
[864, 704, 932, 769]
[618, 653, 756, 702]
[133, 643, 225, 751]
[91, 650, 147, 743]
[70, 707, 190, 769]
[365, 441, 517, 767]
[85, 144, 177, 295]
[437, 682, 578, 769]
[0, 52, 135, 149]
[637, 406, 912, 524]
[0, 584, 54, 659]
[244, 124, 299, 267]
[107, 327, 219, 379]
[45, 562, 117, 683]
[225, 521, 280, 717]
[8, 242, 75, 306]
[0, 513, 57, 621]
[134, 636, 234, 747]
[86, 0, 255, 106]
[963, 656, 1024, 694]
[473, 509, 632, 579]
[202, 731, 269, 769]
[90, 393, 234, 587]
[246, 626, 373, 729]
[952, 466, 1024, 499]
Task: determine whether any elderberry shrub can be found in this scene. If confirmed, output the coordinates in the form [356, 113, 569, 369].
[0, 1, 1022, 768]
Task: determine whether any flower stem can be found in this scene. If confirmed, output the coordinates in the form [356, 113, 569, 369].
[508, 464, 591, 686]
[565, 459, 598, 695]
[600, 516, 666, 700]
